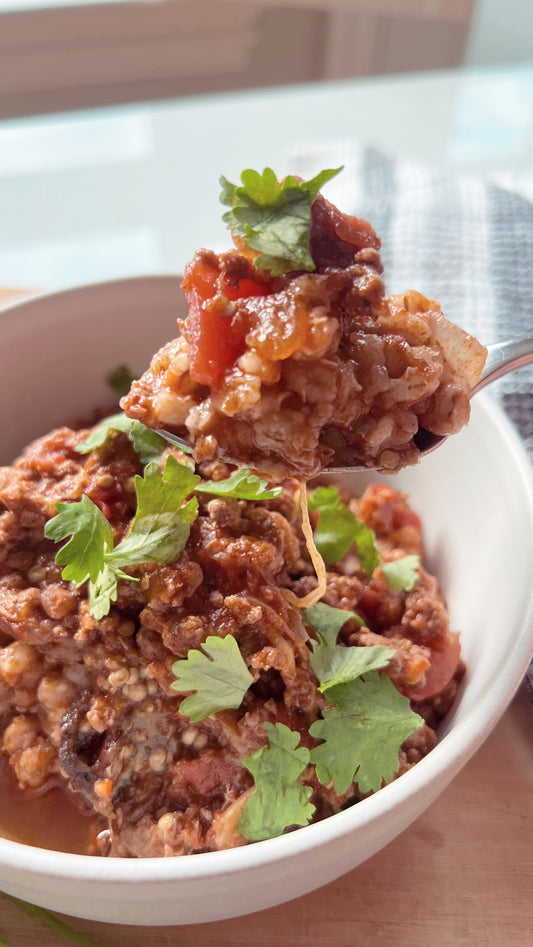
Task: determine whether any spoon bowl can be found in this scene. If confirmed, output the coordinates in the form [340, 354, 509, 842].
[397, 337, 533, 463]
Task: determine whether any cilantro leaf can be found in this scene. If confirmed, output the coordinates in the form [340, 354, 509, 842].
[311, 642, 397, 694]
[308, 485, 380, 573]
[75, 412, 134, 451]
[88, 561, 130, 621]
[239, 722, 315, 841]
[171, 634, 253, 722]
[46, 456, 199, 619]
[127, 421, 168, 465]
[220, 167, 342, 276]
[304, 601, 395, 692]
[110, 456, 199, 567]
[196, 467, 282, 501]
[309, 673, 423, 794]
[76, 412, 166, 465]
[382, 554, 421, 591]
[304, 601, 365, 647]
[107, 363, 135, 399]
[44, 495, 113, 585]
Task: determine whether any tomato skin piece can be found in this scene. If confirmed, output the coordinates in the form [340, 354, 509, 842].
[406, 631, 462, 702]
[182, 258, 271, 389]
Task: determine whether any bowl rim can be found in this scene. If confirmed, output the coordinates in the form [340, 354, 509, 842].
[0, 278, 532, 883]
[0, 274, 182, 316]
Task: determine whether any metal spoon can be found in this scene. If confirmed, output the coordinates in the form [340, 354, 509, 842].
[156, 336, 533, 468]
[412, 336, 533, 457]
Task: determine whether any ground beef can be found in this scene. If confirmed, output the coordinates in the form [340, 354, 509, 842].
[0, 425, 464, 857]
[122, 193, 486, 481]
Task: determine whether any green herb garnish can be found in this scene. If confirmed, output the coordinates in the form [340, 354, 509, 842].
[220, 166, 342, 276]
[308, 486, 420, 588]
[49, 426, 288, 619]
[304, 602, 395, 693]
[45, 455, 199, 619]
[309, 674, 423, 794]
[107, 363, 136, 399]
[44, 493, 113, 591]
[382, 554, 420, 591]
[197, 467, 282, 501]
[304, 601, 365, 640]
[308, 485, 380, 572]
[238, 722, 315, 841]
[171, 634, 253, 722]
[236, 601, 418, 839]
[76, 412, 167, 465]
[238, 669, 421, 836]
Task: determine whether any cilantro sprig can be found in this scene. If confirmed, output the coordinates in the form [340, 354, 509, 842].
[107, 455, 199, 566]
[381, 554, 420, 591]
[196, 468, 282, 501]
[48, 412, 286, 619]
[308, 484, 380, 572]
[309, 674, 423, 794]
[76, 412, 167, 465]
[169, 599, 421, 840]
[45, 455, 199, 619]
[45, 494, 113, 589]
[171, 635, 253, 721]
[237, 669, 422, 837]
[238, 722, 315, 841]
[303, 602, 421, 795]
[76, 412, 283, 501]
[304, 602, 396, 693]
[307, 486, 421, 594]
[232, 599, 420, 829]
[220, 167, 342, 276]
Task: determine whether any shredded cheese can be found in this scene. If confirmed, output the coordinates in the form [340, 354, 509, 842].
[282, 479, 327, 609]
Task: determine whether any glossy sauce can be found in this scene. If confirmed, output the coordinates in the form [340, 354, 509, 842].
[0, 759, 100, 854]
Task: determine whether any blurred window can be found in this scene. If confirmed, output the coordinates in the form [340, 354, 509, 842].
[0, 0, 478, 119]
[0, 1, 265, 118]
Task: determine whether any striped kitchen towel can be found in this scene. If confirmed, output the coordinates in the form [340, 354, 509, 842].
[292, 144, 533, 457]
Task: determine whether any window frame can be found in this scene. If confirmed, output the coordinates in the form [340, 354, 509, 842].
[0, 0, 260, 117]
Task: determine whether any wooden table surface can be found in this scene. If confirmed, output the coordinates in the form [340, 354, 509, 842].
[0, 288, 532, 947]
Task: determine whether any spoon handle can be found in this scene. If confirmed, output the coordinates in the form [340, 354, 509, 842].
[474, 337, 533, 394]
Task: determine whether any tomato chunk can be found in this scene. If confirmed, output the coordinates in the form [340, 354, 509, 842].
[181, 258, 269, 389]
[223, 276, 270, 302]
[406, 631, 462, 701]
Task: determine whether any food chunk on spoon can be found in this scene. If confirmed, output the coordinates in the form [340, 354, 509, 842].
[122, 168, 487, 481]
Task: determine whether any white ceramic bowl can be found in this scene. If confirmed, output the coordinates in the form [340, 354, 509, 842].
[1, 277, 533, 926]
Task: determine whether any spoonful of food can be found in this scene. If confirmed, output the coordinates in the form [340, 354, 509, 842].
[153, 336, 533, 474]
[120, 166, 531, 483]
